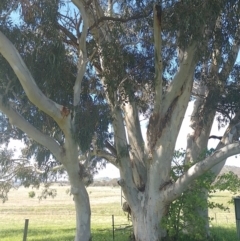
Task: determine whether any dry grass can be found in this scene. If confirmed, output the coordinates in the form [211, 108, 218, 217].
[0, 185, 238, 240]
[209, 190, 236, 225]
[0, 184, 128, 224]
[0, 185, 130, 241]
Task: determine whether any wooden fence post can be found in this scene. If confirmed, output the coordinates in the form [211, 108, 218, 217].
[112, 215, 115, 241]
[23, 219, 29, 241]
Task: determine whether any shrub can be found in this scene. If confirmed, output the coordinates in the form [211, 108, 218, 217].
[28, 191, 35, 198]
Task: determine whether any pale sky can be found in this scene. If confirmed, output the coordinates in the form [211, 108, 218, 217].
[95, 101, 240, 178]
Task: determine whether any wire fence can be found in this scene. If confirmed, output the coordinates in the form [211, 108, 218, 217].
[111, 215, 133, 240]
[21, 213, 237, 241]
[210, 212, 236, 225]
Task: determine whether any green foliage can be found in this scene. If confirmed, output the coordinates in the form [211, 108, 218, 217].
[0, 145, 62, 203]
[72, 93, 112, 153]
[28, 190, 35, 198]
[163, 150, 240, 241]
[0, 182, 11, 203]
[214, 171, 240, 203]
[38, 185, 57, 201]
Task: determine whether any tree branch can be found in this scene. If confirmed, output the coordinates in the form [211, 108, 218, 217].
[0, 31, 63, 122]
[0, 0, 20, 20]
[105, 140, 117, 156]
[1, 159, 63, 182]
[0, 95, 62, 161]
[32, 164, 64, 174]
[57, 23, 79, 48]
[124, 101, 146, 162]
[123, 101, 147, 190]
[112, 106, 140, 204]
[210, 111, 240, 176]
[218, 19, 240, 82]
[88, 8, 152, 30]
[162, 43, 196, 115]
[167, 133, 240, 202]
[73, 1, 89, 106]
[93, 149, 118, 168]
[152, 4, 163, 115]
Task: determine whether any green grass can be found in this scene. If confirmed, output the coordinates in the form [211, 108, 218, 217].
[0, 227, 129, 241]
[0, 186, 238, 240]
[211, 225, 239, 241]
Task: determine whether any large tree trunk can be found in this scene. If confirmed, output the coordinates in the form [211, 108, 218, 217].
[131, 197, 168, 241]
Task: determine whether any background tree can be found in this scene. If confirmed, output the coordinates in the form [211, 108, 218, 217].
[183, 1, 240, 235]
[1, 1, 240, 241]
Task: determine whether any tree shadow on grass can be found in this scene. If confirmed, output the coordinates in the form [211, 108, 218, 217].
[1, 227, 130, 241]
[92, 228, 131, 241]
[1, 227, 75, 241]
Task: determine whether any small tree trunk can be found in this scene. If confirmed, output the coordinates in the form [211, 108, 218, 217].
[67, 165, 91, 241]
[131, 201, 167, 241]
[73, 184, 91, 241]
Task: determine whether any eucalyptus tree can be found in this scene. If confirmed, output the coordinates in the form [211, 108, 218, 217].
[1, 1, 240, 241]
[0, 1, 110, 240]
[70, 1, 240, 240]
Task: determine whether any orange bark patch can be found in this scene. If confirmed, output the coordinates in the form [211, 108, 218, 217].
[61, 106, 70, 118]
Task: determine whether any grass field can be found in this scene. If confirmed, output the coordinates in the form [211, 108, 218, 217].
[0, 185, 239, 241]
[0, 185, 130, 241]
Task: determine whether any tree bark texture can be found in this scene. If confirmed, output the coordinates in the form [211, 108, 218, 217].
[131, 201, 168, 241]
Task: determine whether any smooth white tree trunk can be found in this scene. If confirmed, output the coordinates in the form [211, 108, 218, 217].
[131, 200, 168, 241]
[72, 182, 91, 241]
[67, 164, 91, 241]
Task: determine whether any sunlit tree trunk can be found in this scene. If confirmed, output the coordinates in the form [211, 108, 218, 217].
[68, 169, 91, 241]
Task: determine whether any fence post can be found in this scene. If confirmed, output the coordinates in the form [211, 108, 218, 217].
[23, 219, 29, 241]
[121, 188, 122, 206]
[112, 215, 115, 241]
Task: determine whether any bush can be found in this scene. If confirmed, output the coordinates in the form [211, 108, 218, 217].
[28, 191, 35, 198]
[162, 149, 240, 241]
